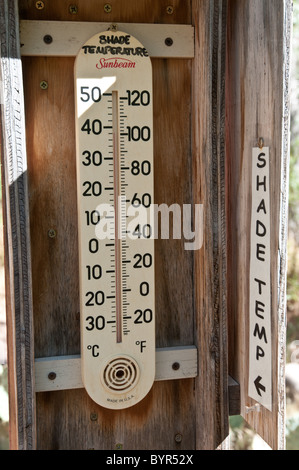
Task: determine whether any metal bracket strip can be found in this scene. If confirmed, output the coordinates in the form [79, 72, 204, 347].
[35, 345, 198, 392]
[20, 21, 195, 58]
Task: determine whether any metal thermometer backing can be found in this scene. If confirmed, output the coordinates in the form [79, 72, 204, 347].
[75, 31, 155, 409]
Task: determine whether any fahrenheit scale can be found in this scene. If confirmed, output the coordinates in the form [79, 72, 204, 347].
[75, 31, 155, 409]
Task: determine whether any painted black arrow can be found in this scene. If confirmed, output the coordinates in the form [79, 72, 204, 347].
[254, 376, 266, 397]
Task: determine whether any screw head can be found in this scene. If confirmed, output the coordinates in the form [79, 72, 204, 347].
[175, 433, 182, 443]
[115, 443, 123, 450]
[104, 3, 112, 13]
[258, 137, 264, 149]
[172, 362, 180, 371]
[48, 229, 57, 239]
[165, 37, 174, 47]
[90, 412, 98, 421]
[44, 34, 53, 45]
[40, 80, 48, 90]
[166, 6, 174, 15]
[35, 1, 45, 10]
[69, 5, 78, 14]
[48, 372, 56, 380]
[108, 24, 118, 32]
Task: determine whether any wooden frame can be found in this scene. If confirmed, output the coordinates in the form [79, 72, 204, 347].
[0, 0, 35, 450]
[0, 0, 291, 451]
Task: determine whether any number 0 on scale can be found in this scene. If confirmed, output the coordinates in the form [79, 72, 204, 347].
[75, 31, 155, 409]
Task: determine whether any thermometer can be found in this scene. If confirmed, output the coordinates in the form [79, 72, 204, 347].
[75, 30, 155, 409]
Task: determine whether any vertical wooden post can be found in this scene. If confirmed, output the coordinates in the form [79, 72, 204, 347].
[0, 0, 35, 450]
[192, 0, 228, 448]
[226, 0, 292, 449]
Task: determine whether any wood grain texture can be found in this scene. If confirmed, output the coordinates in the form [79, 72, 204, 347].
[18, 0, 192, 24]
[22, 53, 194, 353]
[226, 0, 291, 449]
[192, 0, 229, 449]
[21, 0, 199, 450]
[16, 0, 230, 450]
[23, 56, 80, 358]
[153, 58, 194, 350]
[24, 53, 196, 449]
[36, 381, 196, 450]
[5, 0, 289, 451]
[0, 0, 36, 450]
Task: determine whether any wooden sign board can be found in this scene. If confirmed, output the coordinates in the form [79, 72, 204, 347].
[0, 0, 291, 451]
[226, 0, 291, 450]
[249, 147, 272, 411]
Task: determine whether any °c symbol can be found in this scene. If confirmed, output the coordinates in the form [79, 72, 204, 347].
[88, 344, 100, 357]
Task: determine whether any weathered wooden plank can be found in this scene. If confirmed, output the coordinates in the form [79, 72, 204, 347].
[18, 0, 191, 24]
[153, 57, 194, 350]
[24, 52, 196, 449]
[22, 53, 195, 351]
[226, 0, 291, 449]
[23, 56, 80, 359]
[0, 0, 35, 450]
[21, 0, 199, 451]
[35, 381, 196, 450]
[34, 346, 198, 392]
[20, 21, 195, 58]
[34, 353, 241, 420]
[192, 0, 229, 449]
[15, 0, 230, 450]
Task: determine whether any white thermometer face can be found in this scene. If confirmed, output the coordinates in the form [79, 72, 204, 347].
[75, 31, 155, 409]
